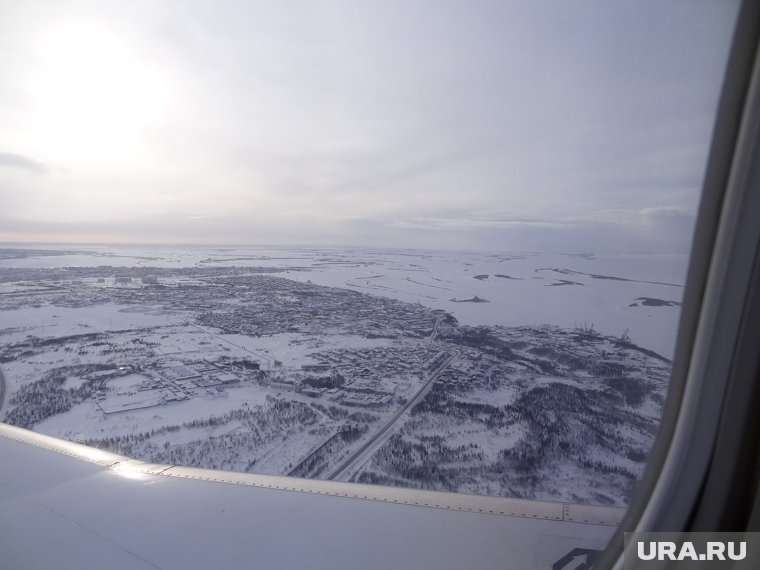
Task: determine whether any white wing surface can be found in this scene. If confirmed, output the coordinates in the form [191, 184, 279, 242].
[0, 423, 621, 569]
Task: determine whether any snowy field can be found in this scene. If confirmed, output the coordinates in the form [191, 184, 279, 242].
[0, 244, 687, 357]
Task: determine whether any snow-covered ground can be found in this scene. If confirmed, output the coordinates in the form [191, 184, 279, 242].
[0, 244, 681, 505]
[0, 245, 687, 357]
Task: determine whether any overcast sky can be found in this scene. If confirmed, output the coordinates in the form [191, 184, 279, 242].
[0, 0, 740, 251]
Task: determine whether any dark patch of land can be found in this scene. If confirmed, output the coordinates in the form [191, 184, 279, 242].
[536, 268, 681, 288]
[546, 280, 583, 287]
[629, 297, 681, 307]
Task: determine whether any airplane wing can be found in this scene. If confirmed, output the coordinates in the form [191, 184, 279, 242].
[0, 423, 622, 569]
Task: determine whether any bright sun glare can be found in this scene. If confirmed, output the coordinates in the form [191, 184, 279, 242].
[27, 23, 169, 165]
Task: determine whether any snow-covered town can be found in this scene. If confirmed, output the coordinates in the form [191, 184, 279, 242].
[0, 245, 680, 506]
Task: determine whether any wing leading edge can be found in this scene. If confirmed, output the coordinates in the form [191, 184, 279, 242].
[0, 423, 621, 569]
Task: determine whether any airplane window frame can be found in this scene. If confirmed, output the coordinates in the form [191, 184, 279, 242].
[599, 1, 760, 566]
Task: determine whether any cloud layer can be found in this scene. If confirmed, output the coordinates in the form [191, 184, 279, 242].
[0, 0, 741, 251]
